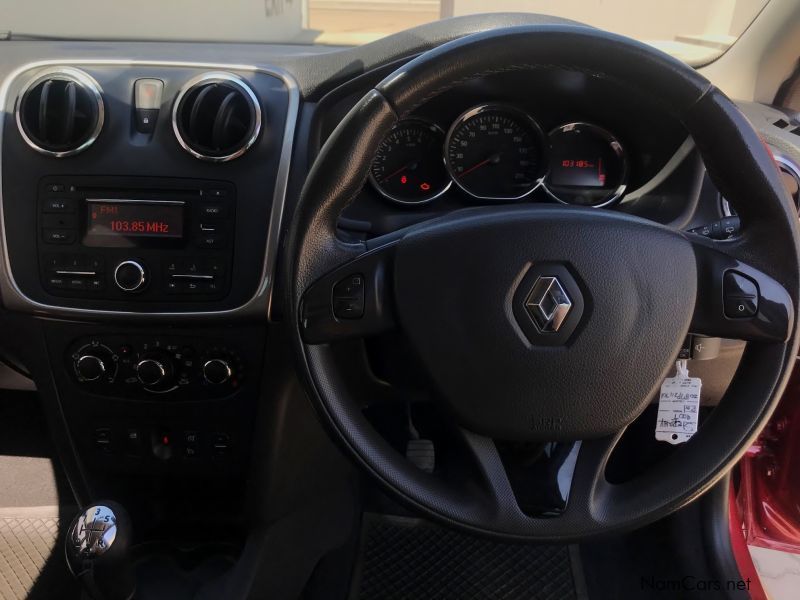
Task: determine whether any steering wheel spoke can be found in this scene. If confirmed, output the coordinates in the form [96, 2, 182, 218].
[458, 426, 624, 529]
[689, 236, 794, 342]
[301, 240, 398, 343]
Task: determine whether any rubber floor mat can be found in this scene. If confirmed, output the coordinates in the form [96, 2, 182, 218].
[0, 507, 77, 600]
[351, 514, 587, 600]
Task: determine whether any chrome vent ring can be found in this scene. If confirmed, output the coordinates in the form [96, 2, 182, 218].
[15, 67, 104, 157]
[172, 72, 262, 162]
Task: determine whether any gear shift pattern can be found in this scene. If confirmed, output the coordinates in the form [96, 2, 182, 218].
[66, 501, 135, 600]
[69, 505, 118, 558]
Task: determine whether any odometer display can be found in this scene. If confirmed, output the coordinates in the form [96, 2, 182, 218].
[369, 120, 450, 205]
[445, 105, 546, 200]
[545, 123, 628, 207]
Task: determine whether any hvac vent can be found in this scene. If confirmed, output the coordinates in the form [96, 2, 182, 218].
[172, 72, 262, 162]
[16, 68, 104, 157]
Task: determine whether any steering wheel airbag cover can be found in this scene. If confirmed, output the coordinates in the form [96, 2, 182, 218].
[393, 206, 696, 441]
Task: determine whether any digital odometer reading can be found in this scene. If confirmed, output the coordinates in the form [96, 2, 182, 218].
[445, 105, 545, 200]
[545, 123, 627, 207]
[86, 201, 184, 240]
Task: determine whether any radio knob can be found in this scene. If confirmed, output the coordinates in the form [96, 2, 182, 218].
[114, 260, 147, 292]
[75, 353, 107, 382]
[203, 359, 232, 385]
[136, 359, 168, 387]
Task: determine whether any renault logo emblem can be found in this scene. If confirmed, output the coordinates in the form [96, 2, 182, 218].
[525, 276, 573, 333]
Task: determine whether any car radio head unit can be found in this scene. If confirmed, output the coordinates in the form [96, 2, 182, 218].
[37, 176, 235, 301]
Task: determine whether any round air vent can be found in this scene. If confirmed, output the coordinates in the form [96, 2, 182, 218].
[172, 72, 262, 162]
[15, 67, 104, 157]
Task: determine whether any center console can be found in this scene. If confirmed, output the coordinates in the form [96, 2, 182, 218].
[0, 59, 299, 526]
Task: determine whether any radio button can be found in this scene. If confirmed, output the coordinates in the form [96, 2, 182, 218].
[88, 278, 105, 292]
[46, 276, 68, 288]
[199, 203, 228, 219]
[197, 234, 225, 249]
[114, 260, 147, 292]
[42, 198, 75, 213]
[43, 229, 76, 244]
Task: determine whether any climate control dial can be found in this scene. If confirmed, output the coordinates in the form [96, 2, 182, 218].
[135, 351, 174, 391]
[203, 359, 232, 385]
[73, 343, 117, 383]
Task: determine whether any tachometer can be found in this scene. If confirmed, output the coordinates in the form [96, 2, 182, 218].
[545, 123, 627, 207]
[445, 105, 546, 200]
[369, 120, 450, 205]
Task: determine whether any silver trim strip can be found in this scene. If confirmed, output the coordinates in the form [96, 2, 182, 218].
[14, 67, 105, 158]
[55, 270, 96, 276]
[86, 198, 186, 206]
[622, 137, 696, 203]
[0, 58, 299, 321]
[720, 150, 800, 217]
[171, 71, 263, 163]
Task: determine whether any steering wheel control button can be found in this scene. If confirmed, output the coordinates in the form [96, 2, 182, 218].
[525, 276, 572, 332]
[723, 270, 759, 318]
[114, 260, 147, 292]
[725, 296, 758, 318]
[333, 274, 365, 319]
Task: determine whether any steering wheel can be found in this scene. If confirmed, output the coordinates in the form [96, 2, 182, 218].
[284, 25, 800, 540]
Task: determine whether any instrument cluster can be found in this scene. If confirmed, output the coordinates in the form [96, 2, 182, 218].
[368, 103, 627, 208]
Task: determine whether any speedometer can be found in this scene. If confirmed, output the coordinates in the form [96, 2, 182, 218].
[444, 105, 546, 200]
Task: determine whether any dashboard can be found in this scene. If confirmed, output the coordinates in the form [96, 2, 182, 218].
[0, 13, 797, 541]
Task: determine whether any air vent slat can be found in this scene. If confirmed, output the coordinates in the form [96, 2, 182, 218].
[173, 72, 261, 162]
[61, 81, 77, 145]
[212, 91, 239, 151]
[38, 78, 52, 143]
[188, 84, 216, 143]
[17, 67, 104, 157]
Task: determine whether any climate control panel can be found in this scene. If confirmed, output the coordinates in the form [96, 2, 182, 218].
[68, 335, 245, 399]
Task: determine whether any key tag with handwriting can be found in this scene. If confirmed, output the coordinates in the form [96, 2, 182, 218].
[655, 359, 701, 445]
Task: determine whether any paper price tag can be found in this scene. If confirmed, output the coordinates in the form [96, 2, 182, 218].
[655, 360, 701, 445]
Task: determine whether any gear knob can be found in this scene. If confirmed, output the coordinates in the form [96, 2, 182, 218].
[66, 501, 135, 600]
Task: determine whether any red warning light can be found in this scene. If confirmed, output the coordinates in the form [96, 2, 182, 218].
[162, 435, 170, 445]
[420, 182, 431, 191]
[400, 175, 408, 184]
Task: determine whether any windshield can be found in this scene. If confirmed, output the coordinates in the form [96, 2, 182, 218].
[3, 0, 769, 65]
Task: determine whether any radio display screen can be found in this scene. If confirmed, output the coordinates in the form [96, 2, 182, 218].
[85, 200, 184, 245]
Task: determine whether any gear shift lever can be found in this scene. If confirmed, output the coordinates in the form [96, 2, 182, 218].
[65, 501, 135, 600]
